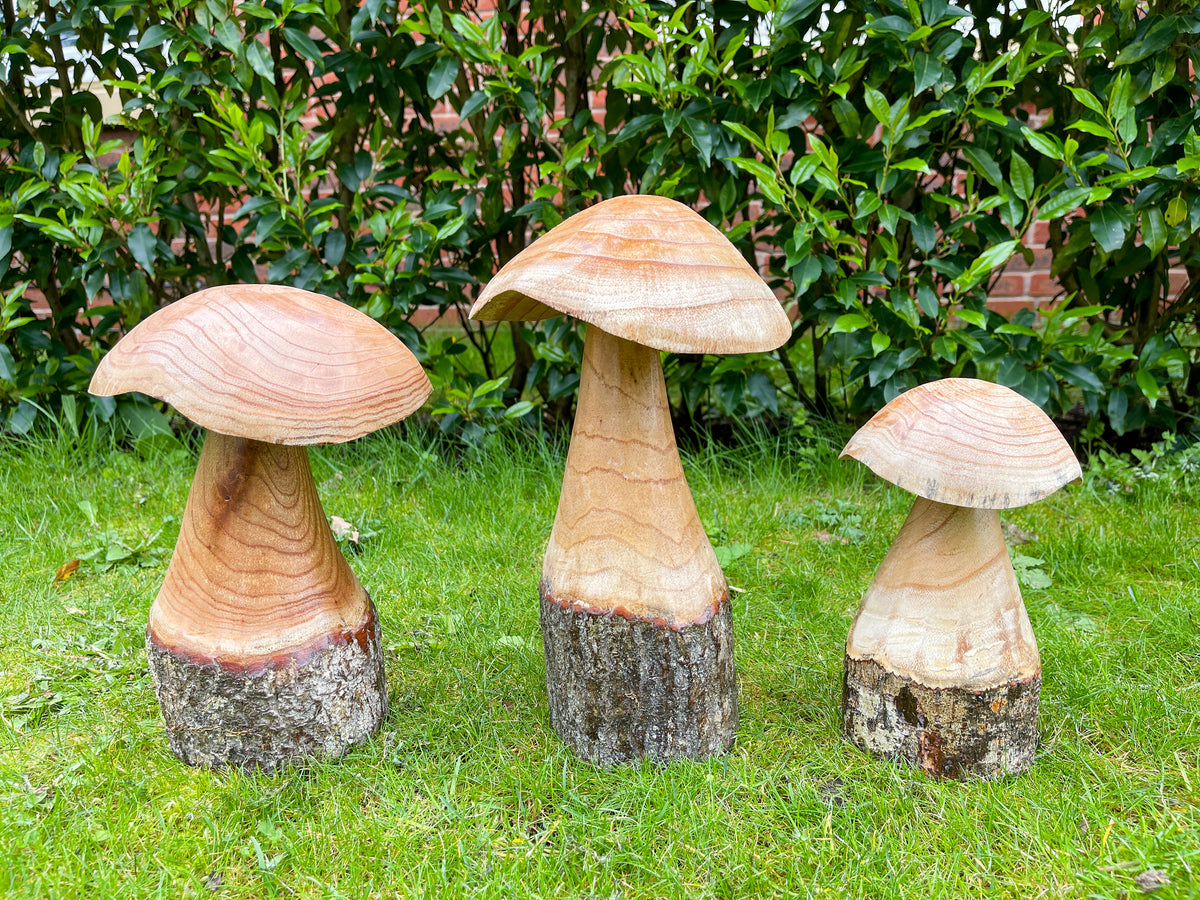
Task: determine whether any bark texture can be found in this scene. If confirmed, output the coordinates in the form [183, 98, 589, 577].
[147, 604, 388, 770]
[842, 655, 1040, 779]
[540, 589, 737, 765]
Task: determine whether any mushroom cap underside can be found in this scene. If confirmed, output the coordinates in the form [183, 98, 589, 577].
[840, 377, 1082, 509]
[469, 195, 791, 355]
[89, 284, 432, 444]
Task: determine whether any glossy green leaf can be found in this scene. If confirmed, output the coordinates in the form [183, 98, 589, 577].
[1089, 205, 1131, 253]
[863, 87, 890, 129]
[832, 313, 870, 333]
[137, 24, 173, 51]
[1068, 86, 1104, 115]
[7, 401, 35, 435]
[1037, 187, 1090, 220]
[1010, 153, 1034, 201]
[866, 15, 915, 38]
[956, 309, 987, 327]
[1165, 195, 1187, 227]
[128, 223, 157, 276]
[283, 27, 324, 66]
[427, 56, 460, 100]
[1107, 389, 1128, 434]
[917, 286, 939, 318]
[1022, 127, 1063, 160]
[1069, 119, 1117, 141]
[246, 41, 274, 79]
[1136, 369, 1160, 407]
[324, 230, 346, 267]
[963, 146, 1003, 188]
[910, 215, 937, 253]
[914, 53, 943, 94]
[1142, 208, 1167, 257]
[747, 372, 779, 414]
[0, 345, 15, 384]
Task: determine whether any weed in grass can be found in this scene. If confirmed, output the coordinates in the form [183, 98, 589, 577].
[1011, 552, 1054, 591]
[781, 498, 868, 545]
[74, 499, 173, 573]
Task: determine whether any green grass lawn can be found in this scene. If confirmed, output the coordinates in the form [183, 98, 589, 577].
[0, 427, 1196, 898]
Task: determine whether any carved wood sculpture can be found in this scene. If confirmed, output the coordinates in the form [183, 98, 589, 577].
[839, 378, 1082, 779]
[89, 284, 431, 770]
[470, 195, 790, 764]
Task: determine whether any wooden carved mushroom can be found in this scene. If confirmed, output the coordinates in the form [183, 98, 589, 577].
[89, 284, 431, 769]
[470, 195, 790, 764]
[839, 377, 1082, 779]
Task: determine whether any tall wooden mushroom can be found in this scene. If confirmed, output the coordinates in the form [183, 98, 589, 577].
[470, 195, 790, 764]
[89, 284, 431, 769]
[839, 378, 1082, 779]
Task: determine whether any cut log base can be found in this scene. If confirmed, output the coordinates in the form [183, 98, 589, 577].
[146, 604, 388, 771]
[842, 656, 1039, 780]
[539, 589, 737, 765]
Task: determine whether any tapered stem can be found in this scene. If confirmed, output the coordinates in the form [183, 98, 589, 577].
[150, 431, 370, 665]
[542, 326, 726, 628]
[846, 496, 1039, 689]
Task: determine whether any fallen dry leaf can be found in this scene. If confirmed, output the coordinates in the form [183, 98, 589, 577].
[54, 559, 80, 583]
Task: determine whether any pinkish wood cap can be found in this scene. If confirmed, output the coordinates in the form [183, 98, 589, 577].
[840, 378, 1082, 509]
[90, 284, 431, 445]
[469, 195, 790, 355]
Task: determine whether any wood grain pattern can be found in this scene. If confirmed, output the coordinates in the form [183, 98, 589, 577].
[845, 496, 1040, 691]
[149, 431, 369, 666]
[90, 284, 431, 445]
[470, 195, 790, 355]
[540, 327, 727, 627]
[840, 378, 1082, 509]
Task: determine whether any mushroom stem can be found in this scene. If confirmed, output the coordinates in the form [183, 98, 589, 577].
[544, 327, 726, 624]
[842, 497, 1040, 778]
[147, 431, 387, 769]
[540, 326, 736, 763]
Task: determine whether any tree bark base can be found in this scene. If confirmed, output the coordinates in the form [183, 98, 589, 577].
[842, 655, 1039, 780]
[539, 589, 737, 765]
[146, 603, 388, 771]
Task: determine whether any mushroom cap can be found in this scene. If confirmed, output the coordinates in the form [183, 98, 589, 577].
[89, 284, 432, 445]
[469, 194, 791, 354]
[840, 378, 1082, 509]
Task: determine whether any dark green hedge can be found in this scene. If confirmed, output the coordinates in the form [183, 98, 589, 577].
[2, 0, 1197, 442]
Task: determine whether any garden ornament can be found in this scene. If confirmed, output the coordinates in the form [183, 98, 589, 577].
[90, 284, 431, 770]
[839, 377, 1081, 779]
[470, 194, 790, 764]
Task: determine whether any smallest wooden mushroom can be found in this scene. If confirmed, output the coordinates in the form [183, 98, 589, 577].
[90, 284, 431, 770]
[839, 378, 1081, 779]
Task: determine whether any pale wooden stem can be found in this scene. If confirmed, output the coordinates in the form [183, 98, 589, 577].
[542, 327, 726, 628]
[150, 431, 370, 665]
[846, 497, 1039, 689]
